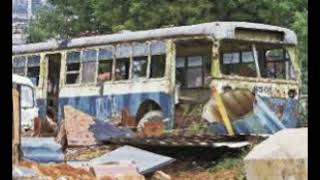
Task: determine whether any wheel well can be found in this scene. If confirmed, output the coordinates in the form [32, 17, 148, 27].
[136, 100, 162, 124]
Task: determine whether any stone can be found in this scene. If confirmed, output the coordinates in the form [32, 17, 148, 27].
[151, 171, 171, 180]
[244, 128, 308, 180]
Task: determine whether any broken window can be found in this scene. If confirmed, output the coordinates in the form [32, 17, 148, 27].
[81, 49, 97, 83]
[176, 56, 210, 88]
[150, 55, 166, 78]
[115, 44, 131, 80]
[13, 56, 26, 76]
[27, 55, 40, 86]
[132, 56, 147, 79]
[115, 58, 130, 80]
[263, 49, 294, 79]
[66, 51, 80, 84]
[132, 43, 148, 79]
[186, 56, 203, 88]
[98, 47, 114, 81]
[150, 41, 166, 78]
[221, 51, 257, 77]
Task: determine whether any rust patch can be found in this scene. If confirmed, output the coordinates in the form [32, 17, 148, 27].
[121, 108, 136, 127]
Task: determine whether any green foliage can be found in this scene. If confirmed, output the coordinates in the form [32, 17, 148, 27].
[188, 121, 208, 135]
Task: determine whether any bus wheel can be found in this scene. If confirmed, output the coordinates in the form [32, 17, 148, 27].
[137, 110, 164, 135]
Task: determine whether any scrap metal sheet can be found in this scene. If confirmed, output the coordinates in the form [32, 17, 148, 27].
[89, 145, 175, 174]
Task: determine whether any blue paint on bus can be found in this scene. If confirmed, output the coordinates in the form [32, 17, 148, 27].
[50, 92, 175, 128]
[208, 96, 299, 134]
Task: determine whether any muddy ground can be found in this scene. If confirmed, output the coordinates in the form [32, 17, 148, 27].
[62, 144, 250, 180]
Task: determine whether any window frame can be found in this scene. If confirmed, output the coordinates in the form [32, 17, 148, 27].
[176, 55, 210, 89]
[65, 51, 82, 85]
[149, 40, 167, 80]
[81, 49, 98, 84]
[63, 40, 167, 86]
[20, 84, 35, 109]
[13, 55, 41, 87]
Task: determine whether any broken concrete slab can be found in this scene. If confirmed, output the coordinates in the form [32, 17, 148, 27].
[21, 137, 64, 163]
[64, 106, 134, 146]
[13, 166, 37, 178]
[90, 162, 144, 180]
[244, 128, 308, 180]
[12, 165, 51, 180]
[90, 145, 175, 175]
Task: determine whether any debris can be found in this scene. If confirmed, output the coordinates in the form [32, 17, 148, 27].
[65, 145, 115, 161]
[90, 161, 144, 180]
[108, 134, 259, 148]
[244, 128, 307, 180]
[33, 116, 58, 137]
[64, 106, 133, 146]
[55, 120, 67, 148]
[151, 171, 172, 180]
[21, 137, 64, 163]
[90, 145, 175, 174]
[13, 166, 38, 178]
[35, 163, 95, 179]
[115, 173, 145, 180]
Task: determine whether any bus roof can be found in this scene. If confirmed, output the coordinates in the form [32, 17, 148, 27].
[12, 74, 35, 88]
[13, 21, 297, 55]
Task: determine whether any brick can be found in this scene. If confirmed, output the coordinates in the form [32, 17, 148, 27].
[64, 106, 100, 146]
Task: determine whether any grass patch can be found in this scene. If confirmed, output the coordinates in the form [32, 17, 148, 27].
[207, 150, 249, 180]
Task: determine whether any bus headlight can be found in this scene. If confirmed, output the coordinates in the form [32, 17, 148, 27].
[288, 89, 297, 99]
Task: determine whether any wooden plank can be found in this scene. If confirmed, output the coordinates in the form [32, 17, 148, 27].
[211, 87, 235, 135]
[12, 87, 21, 164]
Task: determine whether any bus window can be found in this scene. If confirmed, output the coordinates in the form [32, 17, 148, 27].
[27, 55, 40, 86]
[13, 56, 26, 76]
[176, 56, 210, 88]
[263, 49, 295, 80]
[220, 40, 258, 78]
[150, 55, 166, 78]
[221, 51, 257, 77]
[66, 51, 81, 84]
[132, 56, 147, 78]
[132, 43, 148, 79]
[115, 58, 130, 80]
[150, 41, 166, 78]
[176, 57, 186, 87]
[20, 85, 34, 108]
[115, 44, 131, 80]
[187, 56, 203, 88]
[81, 49, 97, 83]
[98, 48, 114, 81]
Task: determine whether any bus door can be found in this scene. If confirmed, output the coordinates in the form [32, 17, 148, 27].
[46, 54, 61, 120]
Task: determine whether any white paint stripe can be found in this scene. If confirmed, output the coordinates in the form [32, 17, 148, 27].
[59, 80, 171, 98]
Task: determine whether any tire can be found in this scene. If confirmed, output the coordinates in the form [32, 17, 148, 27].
[137, 110, 164, 132]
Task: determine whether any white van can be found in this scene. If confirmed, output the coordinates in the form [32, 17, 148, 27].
[12, 74, 39, 132]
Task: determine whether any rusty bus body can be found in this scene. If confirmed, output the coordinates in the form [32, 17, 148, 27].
[12, 22, 301, 134]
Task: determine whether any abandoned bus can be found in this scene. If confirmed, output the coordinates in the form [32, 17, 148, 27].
[12, 22, 301, 134]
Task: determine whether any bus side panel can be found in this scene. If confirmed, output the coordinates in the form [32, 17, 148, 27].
[36, 99, 47, 118]
[57, 92, 174, 127]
